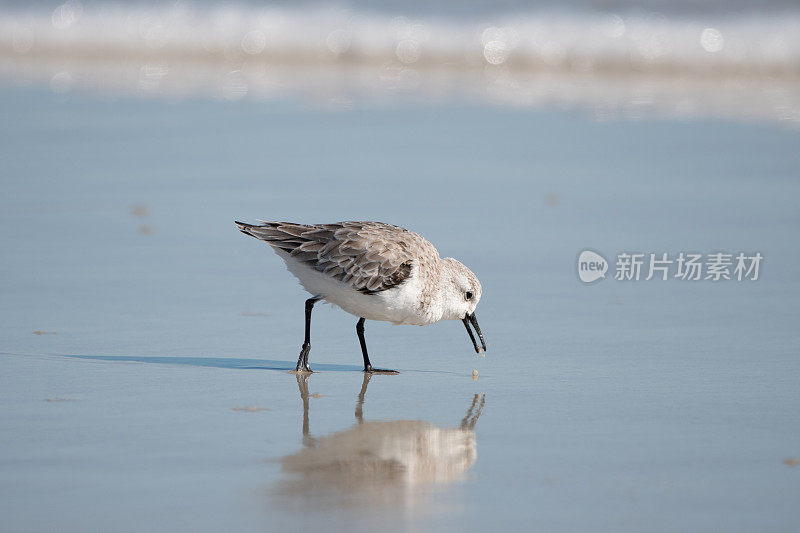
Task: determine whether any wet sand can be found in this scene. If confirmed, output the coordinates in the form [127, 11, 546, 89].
[1, 86, 799, 531]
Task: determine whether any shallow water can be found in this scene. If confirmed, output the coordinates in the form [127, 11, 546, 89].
[1, 86, 799, 531]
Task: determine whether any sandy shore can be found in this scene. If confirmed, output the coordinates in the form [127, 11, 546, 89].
[1, 83, 799, 531]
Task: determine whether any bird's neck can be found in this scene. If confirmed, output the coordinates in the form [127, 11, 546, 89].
[429, 259, 461, 322]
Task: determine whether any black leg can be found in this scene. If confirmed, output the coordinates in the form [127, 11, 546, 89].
[295, 297, 320, 372]
[356, 317, 370, 370]
[356, 317, 398, 374]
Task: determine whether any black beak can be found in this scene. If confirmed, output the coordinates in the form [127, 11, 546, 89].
[462, 313, 487, 354]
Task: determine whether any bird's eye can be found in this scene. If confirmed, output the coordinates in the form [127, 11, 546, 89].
[465, 291, 473, 300]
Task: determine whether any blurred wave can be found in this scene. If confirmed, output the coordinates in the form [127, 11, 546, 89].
[2, 1, 800, 124]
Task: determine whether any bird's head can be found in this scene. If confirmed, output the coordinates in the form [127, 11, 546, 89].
[440, 258, 486, 354]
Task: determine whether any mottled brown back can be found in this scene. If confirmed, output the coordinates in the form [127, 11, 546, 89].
[235, 221, 437, 294]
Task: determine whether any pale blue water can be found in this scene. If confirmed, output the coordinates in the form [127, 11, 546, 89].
[1, 86, 799, 531]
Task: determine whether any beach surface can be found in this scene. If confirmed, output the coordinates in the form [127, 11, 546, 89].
[1, 83, 799, 531]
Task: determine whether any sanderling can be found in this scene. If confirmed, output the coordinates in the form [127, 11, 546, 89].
[235, 220, 486, 373]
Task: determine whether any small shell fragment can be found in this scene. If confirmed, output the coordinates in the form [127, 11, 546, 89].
[472, 369, 479, 381]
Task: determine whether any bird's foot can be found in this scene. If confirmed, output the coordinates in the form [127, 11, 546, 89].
[293, 344, 312, 373]
[364, 365, 398, 375]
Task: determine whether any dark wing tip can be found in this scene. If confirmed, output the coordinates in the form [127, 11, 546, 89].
[235, 220, 253, 235]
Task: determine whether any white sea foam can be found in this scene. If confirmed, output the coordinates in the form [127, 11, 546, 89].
[3, 3, 800, 71]
[1, 2, 800, 123]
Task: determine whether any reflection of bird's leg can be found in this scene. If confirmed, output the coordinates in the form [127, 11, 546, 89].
[460, 394, 486, 430]
[355, 373, 372, 424]
[295, 373, 315, 447]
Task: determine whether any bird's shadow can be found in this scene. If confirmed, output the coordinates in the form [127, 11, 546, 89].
[60, 354, 363, 372]
[56, 354, 456, 374]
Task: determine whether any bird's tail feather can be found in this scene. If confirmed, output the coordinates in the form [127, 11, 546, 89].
[234, 220, 316, 254]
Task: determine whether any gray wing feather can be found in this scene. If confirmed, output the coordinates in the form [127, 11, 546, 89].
[235, 220, 421, 294]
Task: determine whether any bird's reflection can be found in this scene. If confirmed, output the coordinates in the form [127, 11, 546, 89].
[275, 373, 485, 510]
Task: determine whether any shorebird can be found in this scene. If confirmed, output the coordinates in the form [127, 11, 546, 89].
[235, 220, 485, 373]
